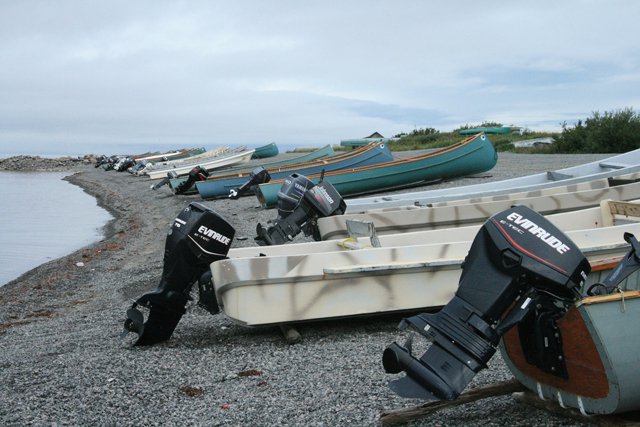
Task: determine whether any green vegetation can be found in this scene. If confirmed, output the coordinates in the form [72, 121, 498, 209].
[389, 122, 556, 153]
[543, 107, 640, 154]
[385, 108, 640, 154]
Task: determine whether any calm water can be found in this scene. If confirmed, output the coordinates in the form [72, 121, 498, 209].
[0, 171, 113, 286]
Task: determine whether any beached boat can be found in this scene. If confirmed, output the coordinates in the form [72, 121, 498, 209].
[167, 144, 336, 195]
[136, 146, 229, 175]
[501, 288, 640, 415]
[255, 133, 498, 208]
[317, 177, 640, 240]
[145, 148, 256, 180]
[459, 126, 514, 135]
[344, 148, 640, 213]
[210, 200, 640, 326]
[135, 147, 206, 162]
[194, 141, 393, 199]
[251, 142, 279, 159]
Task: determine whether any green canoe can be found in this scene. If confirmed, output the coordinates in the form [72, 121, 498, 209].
[251, 142, 279, 159]
[255, 133, 497, 208]
[167, 144, 335, 195]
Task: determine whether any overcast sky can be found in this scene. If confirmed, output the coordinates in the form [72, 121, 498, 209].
[1, 1, 639, 154]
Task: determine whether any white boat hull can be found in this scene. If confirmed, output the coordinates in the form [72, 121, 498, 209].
[211, 214, 640, 326]
[345, 149, 640, 212]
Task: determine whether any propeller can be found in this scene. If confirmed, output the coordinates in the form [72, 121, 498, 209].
[121, 306, 145, 338]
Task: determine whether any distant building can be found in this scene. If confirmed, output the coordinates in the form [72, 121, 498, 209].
[340, 131, 396, 148]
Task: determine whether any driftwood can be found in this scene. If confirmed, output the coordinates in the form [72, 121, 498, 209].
[380, 379, 525, 425]
[513, 391, 640, 427]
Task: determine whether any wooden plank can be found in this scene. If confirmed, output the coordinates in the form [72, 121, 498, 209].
[581, 290, 640, 305]
[608, 200, 640, 218]
[379, 379, 525, 425]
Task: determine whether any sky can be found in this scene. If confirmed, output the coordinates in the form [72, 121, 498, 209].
[1, 1, 639, 155]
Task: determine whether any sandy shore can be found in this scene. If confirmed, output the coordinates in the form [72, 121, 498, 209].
[0, 151, 608, 426]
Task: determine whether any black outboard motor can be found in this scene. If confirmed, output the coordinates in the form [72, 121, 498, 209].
[95, 155, 109, 168]
[382, 205, 591, 400]
[116, 157, 135, 172]
[171, 166, 210, 194]
[255, 173, 346, 245]
[151, 170, 180, 191]
[229, 167, 271, 199]
[122, 202, 235, 346]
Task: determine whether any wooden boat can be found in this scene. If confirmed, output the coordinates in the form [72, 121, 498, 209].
[195, 141, 393, 199]
[167, 144, 336, 195]
[251, 142, 279, 159]
[344, 147, 640, 213]
[501, 286, 640, 415]
[255, 133, 498, 208]
[146, 148, 255, 180]
[317, 177, 640, 240]
[210, 200, 640, 326]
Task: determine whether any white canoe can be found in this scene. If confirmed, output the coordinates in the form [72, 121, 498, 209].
[318, 176, 640, 240]
[344, 148, 640, 212]
[137, 146, 230, 175]
[146, 148, 256, 179]
[211, 201, 640, 326]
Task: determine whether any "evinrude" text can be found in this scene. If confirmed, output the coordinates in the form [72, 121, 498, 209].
[506, 212, 570, 254]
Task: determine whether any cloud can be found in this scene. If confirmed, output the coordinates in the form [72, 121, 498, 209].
[0, 1, 639, 154]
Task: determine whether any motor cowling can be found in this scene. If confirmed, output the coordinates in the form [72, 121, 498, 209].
[167, 166, 210, 194]
[122, 202, 235, 346]
[382, 205, 591, 400]
[229, 167, 271, 199]
[255, 173, 346, 245]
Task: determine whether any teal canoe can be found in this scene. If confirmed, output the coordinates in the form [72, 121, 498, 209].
[167, 144, 336, 195]
[255, 133, 497, 208]
[340, 137, 394, 148]
[251, 142, 279, 159]
[195, 141, 393, 199]
[459, 127, 513, 135]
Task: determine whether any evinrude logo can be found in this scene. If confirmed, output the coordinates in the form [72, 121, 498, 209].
[313, 185, 334, 204]
[505, 212, 570, 254]
[197, 225, 231, 246]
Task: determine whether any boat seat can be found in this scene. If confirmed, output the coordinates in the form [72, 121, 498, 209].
[547, 171, 574, 181]
[599, 161, 630, 169]
[601, 199, 640, 227]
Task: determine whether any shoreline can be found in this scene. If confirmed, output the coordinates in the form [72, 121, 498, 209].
[0, 152, 606, 426]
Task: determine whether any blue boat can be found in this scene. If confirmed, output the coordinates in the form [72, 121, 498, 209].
[195, 141, 393, 199]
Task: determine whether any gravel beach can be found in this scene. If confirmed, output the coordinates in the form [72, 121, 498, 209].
[0, 151, 610, 426]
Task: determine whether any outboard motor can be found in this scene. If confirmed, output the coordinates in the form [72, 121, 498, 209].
[382, 205, 591, 400]
[229, 167, 271, 199]
[255, 173, 346, 245]
[115, 157, 135, 172]
[103, 155, 120, 171]
[95, 155, 109, 168]
[151, 170, 180, 191]
[122, 202, 234, 346]
[172, 166, 210, 194]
